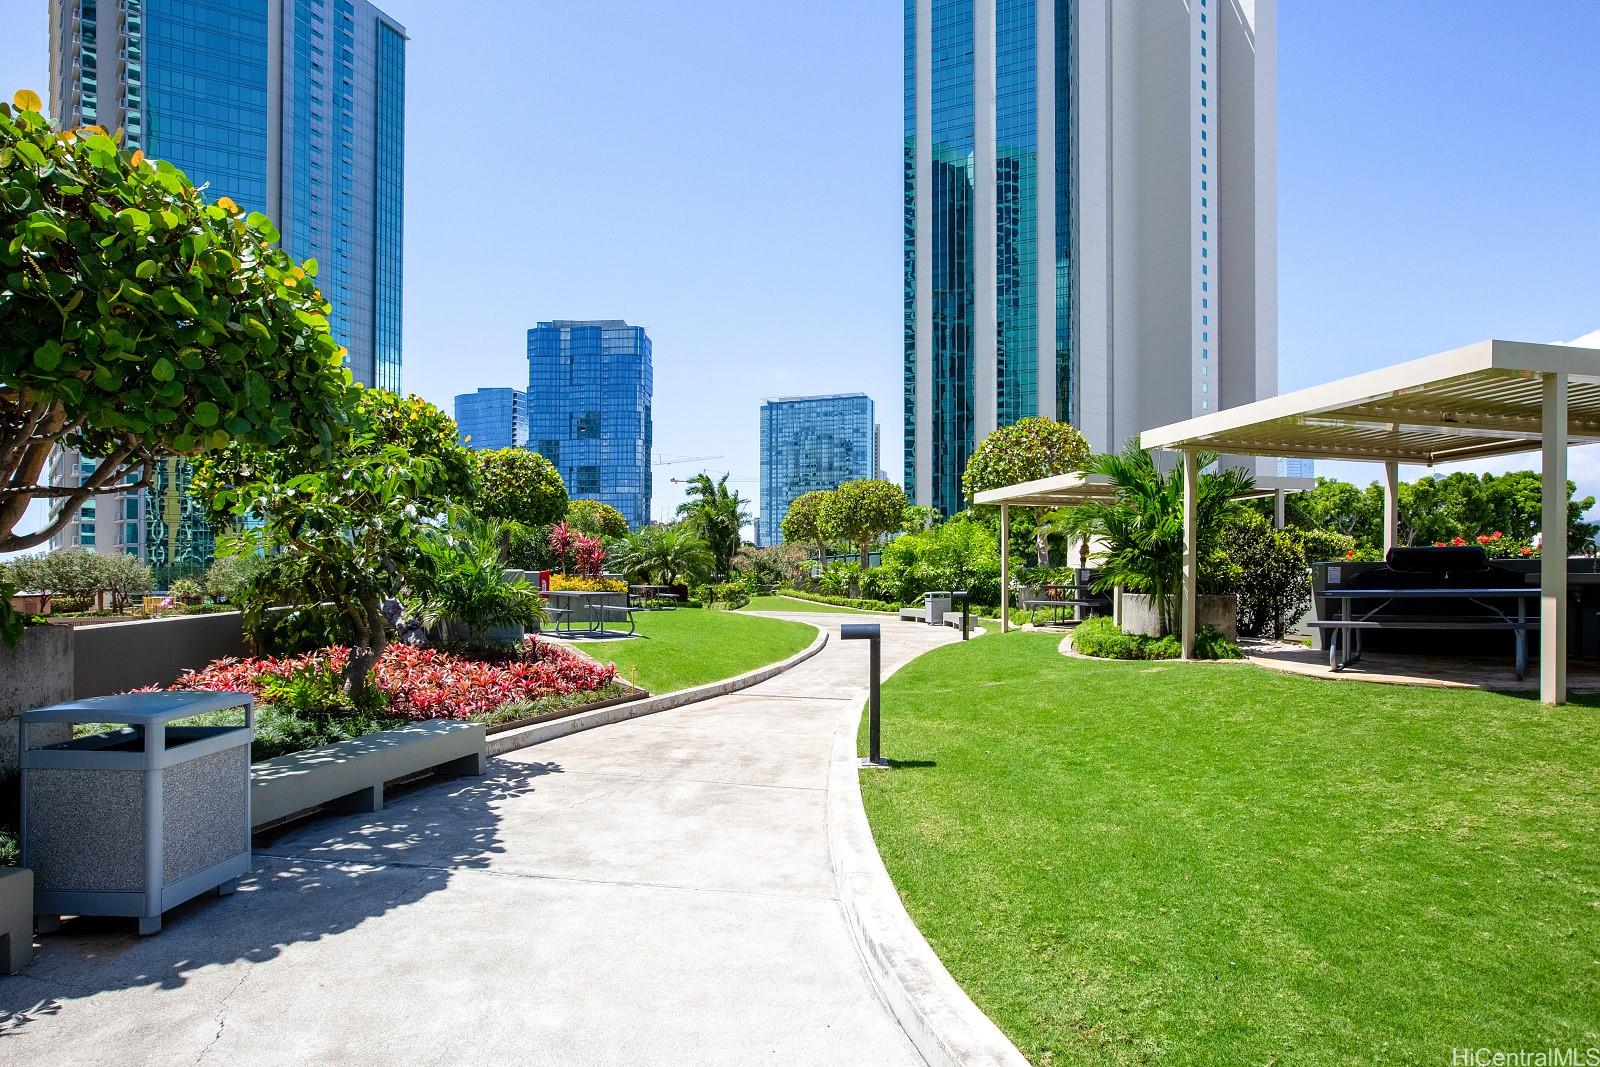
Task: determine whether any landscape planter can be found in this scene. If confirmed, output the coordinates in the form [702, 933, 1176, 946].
[1118, 593, 1238, 641]
[21, 691, 254, 936]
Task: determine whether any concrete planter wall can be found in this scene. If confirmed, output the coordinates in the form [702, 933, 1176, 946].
[72, 612, 246, 699]
[0, 626, 74, 787]
[1119, 593, 1238, 641]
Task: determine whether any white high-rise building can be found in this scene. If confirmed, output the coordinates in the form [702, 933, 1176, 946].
[903, 0, 1276, 513]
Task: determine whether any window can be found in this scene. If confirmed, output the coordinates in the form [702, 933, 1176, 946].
[576, 411, 601, 439]
[576, 466, 600, 494]
[539, 440, 561, 465]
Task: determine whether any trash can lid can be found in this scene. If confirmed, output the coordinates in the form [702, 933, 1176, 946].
[21, 690, 252, 726]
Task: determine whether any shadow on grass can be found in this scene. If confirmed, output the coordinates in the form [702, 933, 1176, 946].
[0, 759, 563, 1037]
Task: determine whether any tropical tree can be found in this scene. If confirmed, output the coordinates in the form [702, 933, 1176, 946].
[962, 416, 1092, 564]
[196, 389, 474, 701]
[1059, 442, 1252, 634]
[102, 552, 154, 613]
[566, 498, 629, 540]
[612, 525, 713, 587]
[473, 448, 568, 527]
[0, 91, 352, 554]
[675, 473, 750, 577]
[780, 489, 833, 569]
[818, 479, 909, 571]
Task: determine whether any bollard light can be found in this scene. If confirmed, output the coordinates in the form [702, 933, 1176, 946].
[841, 623, 886, 768]
[950, 590, 970, 640]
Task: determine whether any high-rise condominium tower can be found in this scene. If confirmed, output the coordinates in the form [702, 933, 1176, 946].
[455, 388, 529, 451]
[759, 394, 879, 547]
[527, 321, 653, 531]
[903, 0, 1276, 514]
[47, 0, 407, 577]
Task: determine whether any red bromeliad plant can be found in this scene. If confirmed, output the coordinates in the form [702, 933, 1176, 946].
[548, 521, 607, 578]
[160, 638, 617, 721]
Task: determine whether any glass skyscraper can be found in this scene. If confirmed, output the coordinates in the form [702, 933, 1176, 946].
[905, 0, 1277, 514]
[760, 394, 878, 548]
[527, 321, 653, 531]
[454, 388, 529, 451]
[47, 0, 408, 576]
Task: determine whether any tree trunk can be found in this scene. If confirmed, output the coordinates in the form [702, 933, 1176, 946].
[342, 596, 388, 703]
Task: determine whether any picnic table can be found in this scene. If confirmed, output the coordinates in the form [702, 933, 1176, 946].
[628, 585, 681, 610]
[1311, 587, 1539, 679]
[544, 590, 637, 637]
[1019, 582, 1108, 627]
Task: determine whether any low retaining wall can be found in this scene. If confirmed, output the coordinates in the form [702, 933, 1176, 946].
[486, 625, 828, 756]
[0, 625, 74, 786]
[71, 612, 246, 698]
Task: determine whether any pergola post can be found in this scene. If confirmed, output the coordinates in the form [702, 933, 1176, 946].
[1382, 460, 1400, 556]
[1273, 488, 1286, 529]
[999, 503, 1010, 634]
[1181, 452, 1198, 660]
[1541, 372, 1568, 705]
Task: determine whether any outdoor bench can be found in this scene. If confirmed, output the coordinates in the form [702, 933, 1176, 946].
[0, 867, 32, 973]
[900, 593, 952, 625]
[1019, 596, 1104, 626]
[250, 719, 487, 829]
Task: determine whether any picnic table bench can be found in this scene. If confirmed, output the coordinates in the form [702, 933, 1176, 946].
[1310, 587, 1539, 679]
[545, 591, 637, 637]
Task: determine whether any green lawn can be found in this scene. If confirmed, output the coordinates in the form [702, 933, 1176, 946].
[860, 631, 1600, 1065]
[592, 607, 816, 693]
[742, 594, 884, 614]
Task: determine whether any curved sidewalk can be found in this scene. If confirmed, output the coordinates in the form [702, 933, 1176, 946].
[1, 615, 959, 1066]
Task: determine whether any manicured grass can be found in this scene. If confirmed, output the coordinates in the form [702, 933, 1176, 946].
[860, 632, 1600, 1065]
[742, 594, 882, 614]
[593, 607, 816, 693]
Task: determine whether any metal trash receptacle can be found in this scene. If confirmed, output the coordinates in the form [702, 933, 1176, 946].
[21, 691, 254, 935]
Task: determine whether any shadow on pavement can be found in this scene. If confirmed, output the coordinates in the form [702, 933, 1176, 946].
[0, 759, 562, 1036]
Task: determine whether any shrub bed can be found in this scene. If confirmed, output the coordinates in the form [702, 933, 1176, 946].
[775, 588, 899, 613]
[155, 638, 617, 720]
[1069, 616, 1242, 661]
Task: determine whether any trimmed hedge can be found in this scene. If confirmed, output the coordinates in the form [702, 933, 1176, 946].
[1069, 616, 1242, 661]
[775, 588, 899, 613]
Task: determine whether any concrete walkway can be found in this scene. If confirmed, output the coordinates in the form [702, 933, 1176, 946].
[1, 615, 959, 1066]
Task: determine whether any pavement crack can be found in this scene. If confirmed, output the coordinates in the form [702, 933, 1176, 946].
[193, 965, 251, 1065]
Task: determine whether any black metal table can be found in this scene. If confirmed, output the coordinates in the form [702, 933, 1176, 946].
[1313, 587, 1539, 679]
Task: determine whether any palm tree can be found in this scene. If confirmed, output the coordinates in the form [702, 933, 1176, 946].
[1059, 441, 1251, 634]
[613, 525, 714, 587]
[675, 473, 751, 577]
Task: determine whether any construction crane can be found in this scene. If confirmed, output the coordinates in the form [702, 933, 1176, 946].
[653, 452, 721, 467]
[670, 473, 756, 484]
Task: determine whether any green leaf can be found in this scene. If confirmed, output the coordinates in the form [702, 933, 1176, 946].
[193, 401, 220, 427]
[151, 356, 176, 381]
[116, 207, 152, 230]
[135, 259, 159, 280]
[32, 340, 63, 371]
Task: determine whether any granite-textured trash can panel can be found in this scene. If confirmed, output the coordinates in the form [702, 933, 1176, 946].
[163, 747, 250, 885]
[21, 692, 255, 933]
[26, 767, 145, 892]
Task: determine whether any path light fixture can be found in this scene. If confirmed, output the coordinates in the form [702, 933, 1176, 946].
[841, 623, 887, 768]
[950, 590, 970, 640]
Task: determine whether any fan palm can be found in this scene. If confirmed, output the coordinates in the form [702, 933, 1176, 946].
[674, 473, 751, 577]
[613, 525, 714, 587]
[1058, 442, 1251, 634]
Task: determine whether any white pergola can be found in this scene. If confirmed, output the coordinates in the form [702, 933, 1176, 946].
[973, 471, 1310, 634]
[1139, 338, 1600, 705]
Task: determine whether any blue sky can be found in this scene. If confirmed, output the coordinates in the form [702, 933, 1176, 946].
[3, 1, 1597, 527]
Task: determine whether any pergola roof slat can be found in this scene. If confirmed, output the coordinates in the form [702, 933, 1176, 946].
[1140, 340, 1600, 463]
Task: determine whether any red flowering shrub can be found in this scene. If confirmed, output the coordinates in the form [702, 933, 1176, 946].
[548, 521, 607, 578]
[164, 638, 617, 721]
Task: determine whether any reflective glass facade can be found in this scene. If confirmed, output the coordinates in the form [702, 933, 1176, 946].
[906, 0, 1073, 517]
[760, 395, 877, 548]
[455, 388, 528, 452]
[527, 321, 653, 531]
[48, 0, 407, 572]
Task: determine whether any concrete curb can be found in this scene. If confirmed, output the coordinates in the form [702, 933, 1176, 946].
[487, 624, 829, 757]
[826, 651, 1029, 1067]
